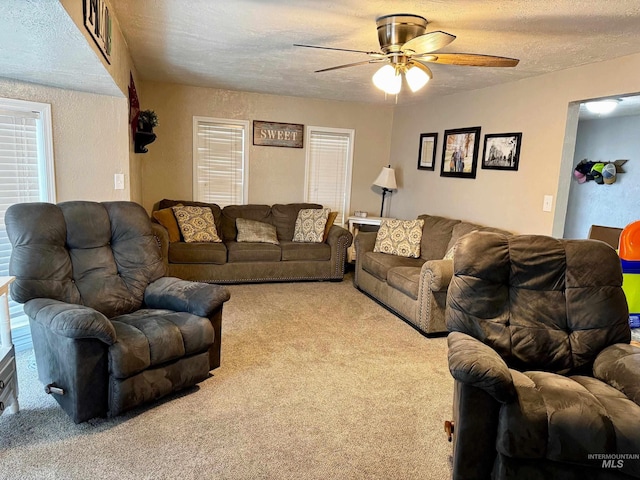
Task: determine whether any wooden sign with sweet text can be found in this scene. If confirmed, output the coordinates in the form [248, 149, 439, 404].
[253, 121, 303, 148]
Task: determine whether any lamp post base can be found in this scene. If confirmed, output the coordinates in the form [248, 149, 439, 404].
[380, 188, 389, 217]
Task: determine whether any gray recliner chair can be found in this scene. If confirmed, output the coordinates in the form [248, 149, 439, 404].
[6, 201, 230, 423]
[446, 231, 640, 480]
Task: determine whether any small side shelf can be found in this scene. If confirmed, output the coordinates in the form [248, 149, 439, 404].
[346, 216, 385, 263]
[0, 276, 18, 417]
[135, 131, 157, 153]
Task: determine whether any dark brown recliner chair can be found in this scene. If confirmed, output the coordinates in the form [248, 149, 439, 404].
[446, 231, 640, 480]
[6, 201, 230, 423]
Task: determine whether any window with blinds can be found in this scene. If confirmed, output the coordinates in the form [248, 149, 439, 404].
[0, 98, 55, 351]
[304, 127, 354, 226]
[193, 117, 249, 206]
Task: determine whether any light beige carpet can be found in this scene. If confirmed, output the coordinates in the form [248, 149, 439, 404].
[0, 274, 454, 480]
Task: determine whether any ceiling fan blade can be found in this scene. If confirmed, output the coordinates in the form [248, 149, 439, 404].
[401, 31, 456, 55]
[315, 59, 386, 73]
[423, 53, 519, 67]
[294, 43, 383, 56]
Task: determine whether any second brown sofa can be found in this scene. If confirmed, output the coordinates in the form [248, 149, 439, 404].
[354, 214, 509, 336]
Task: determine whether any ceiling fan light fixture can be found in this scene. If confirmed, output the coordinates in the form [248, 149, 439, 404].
[405, 64, 431, 92]
[372, 64, 401, 94]
[585, 99, 620, 115]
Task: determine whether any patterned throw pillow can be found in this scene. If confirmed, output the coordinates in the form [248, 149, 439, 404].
[443, 245, 455, 260]
[293, 208, 330, 243]
[171, 205, 222, 243]
[374, 219, 425, 258]
[236, 218, 279, 244]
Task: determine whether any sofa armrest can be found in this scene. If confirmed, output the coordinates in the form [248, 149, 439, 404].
[593, 343, 640, 406]
[448, 331, 516, 403]
[145, 277, 230, 318]
[353, 231, 377, 287]
[421, 259, 454, 292]
[354, 231, 377, 254]
[24, 298, 116, 344]
[326, 224, 353, 248]
[323, 225, 352, 279]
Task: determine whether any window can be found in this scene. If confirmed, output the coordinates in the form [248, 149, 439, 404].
[304, 127, 354, 225]
[193, 117, 249, 206]
[0, 97, 55, 351]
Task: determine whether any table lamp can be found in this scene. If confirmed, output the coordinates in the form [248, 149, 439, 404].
[373, 165, 397, 217]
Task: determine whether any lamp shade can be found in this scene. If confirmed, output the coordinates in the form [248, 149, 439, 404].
[372, 65, 401, 95]
[405, 64, 431, 92]
[373, 166, 397, 190]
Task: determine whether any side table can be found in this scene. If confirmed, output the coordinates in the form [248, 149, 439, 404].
[346, 216, 385, 263]
[0, 276, 19, 416]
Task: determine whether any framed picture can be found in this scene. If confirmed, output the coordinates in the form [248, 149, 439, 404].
[417, 133, 438, 170]
[440, 127, 481, 179]
[482, 133, 522, 171]
[83, 0, 112, 64]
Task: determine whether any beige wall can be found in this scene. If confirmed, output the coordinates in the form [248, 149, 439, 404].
[59, 0, 145, 204]
[59, 0, 133, 98]
[0, 78, 130, 202]
[390, 53, 640, 235]
[139, 82, 394, 214]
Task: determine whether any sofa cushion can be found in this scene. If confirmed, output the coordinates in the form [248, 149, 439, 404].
[152, 207, 182, 242]
[271, 203, 322, 241]
[387, 267, 421, 300]
[172, 205, 222, 243]
[362, 251, 425, 281]
[236, 218, 279, 245]
[293, 208, 330, 243]
[280, 241, 331, 261]
[109, 309, 214, 379]
[226, 241, 281, 262]
[168, 242, 227, 264]
[417, 215, 461, 260]
[374, 219, 424, 258]
[221, 204, 272, 242]
[497, 370, 640, 476]
[158, 199, 222, 236]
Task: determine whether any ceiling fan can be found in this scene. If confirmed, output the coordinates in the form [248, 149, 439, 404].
[294, 14, 519, 94]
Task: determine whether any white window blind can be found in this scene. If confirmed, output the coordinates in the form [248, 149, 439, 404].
[0, 99, 55, 350]
[193, 117, 249, 206]
[305, 128, 354, 225]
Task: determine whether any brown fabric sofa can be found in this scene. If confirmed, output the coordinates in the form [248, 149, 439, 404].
[152, 199, 352, 284]
[446, 231, 639, 480]
[353, 214, 509, 335]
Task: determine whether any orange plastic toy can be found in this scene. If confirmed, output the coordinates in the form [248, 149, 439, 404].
[620, 221, 640, 319]
[619, 221, 640, 261]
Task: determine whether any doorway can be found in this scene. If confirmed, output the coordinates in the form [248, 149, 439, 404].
[557, 94, 640, 240]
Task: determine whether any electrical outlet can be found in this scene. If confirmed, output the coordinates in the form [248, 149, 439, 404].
[114, 173, 125, 190]
[543, 195, 553, 212]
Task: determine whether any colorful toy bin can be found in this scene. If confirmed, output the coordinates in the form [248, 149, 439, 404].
[619, 221, 640, 328]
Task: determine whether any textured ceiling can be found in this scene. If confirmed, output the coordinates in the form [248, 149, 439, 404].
[0, 0, 121, 97]
[2, 1, 640, 109]
[109, 0, 640, 104]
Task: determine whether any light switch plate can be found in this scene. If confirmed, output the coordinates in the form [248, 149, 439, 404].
[114, 173, 125, 190]
[543, 195, 553, 212]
